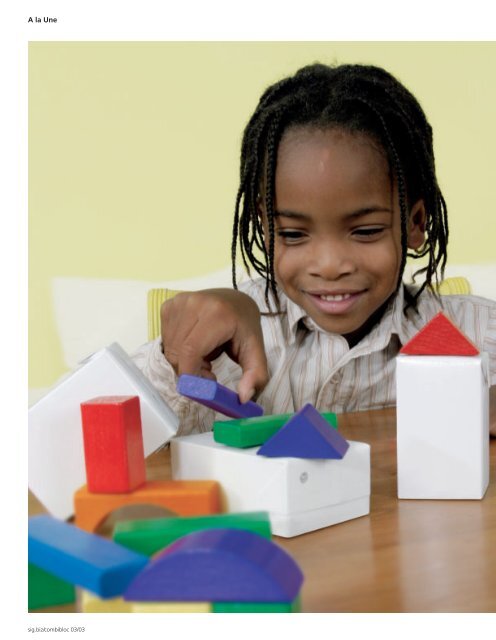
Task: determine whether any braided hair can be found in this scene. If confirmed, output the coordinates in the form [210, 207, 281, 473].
[231, 63, 448, 310]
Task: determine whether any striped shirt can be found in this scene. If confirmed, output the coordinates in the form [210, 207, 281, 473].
[132, 278, 496, 436]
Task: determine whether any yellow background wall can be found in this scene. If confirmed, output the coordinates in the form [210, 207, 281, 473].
[29, 41, 496, 388]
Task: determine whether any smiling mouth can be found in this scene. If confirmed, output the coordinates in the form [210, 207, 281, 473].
[318, 293, 354, 302]
[305, 289, 366, 314]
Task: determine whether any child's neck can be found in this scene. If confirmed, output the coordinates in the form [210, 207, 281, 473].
[343, 293, 396, 348]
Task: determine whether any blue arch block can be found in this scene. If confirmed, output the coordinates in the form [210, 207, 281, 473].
[124, 528, 303, 602]
[177, 374, 264, 419]
[257, 403, 349, 459]
[29, 515, 149, 598]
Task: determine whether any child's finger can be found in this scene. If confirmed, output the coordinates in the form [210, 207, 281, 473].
[236, 335, 269, 403]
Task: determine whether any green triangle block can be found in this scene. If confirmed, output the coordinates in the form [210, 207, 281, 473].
[113, 511, 272, 556]
[213, 412, 337, 448]
[28, 563, 76, 610]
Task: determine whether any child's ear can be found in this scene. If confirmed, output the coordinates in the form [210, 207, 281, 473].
[407, 200, 426, 250]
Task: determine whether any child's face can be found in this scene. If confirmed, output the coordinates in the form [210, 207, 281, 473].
[267, 126, 425, 344]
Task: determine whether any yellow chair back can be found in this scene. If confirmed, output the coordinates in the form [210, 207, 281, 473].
[147, 288, 182, 342]
[436, 276, 471, 296]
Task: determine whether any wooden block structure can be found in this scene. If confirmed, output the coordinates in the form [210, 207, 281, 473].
[74, 480, 222, 532]
[28, 515, 149, 598]
[79, 513, 298, 614]
[257, 404, 349, 459]
[28, 342, 179, 519]
[29, 367, 307, 612]
[213, 412, 337, 448]
[80, 396, 146, 493]
[177, 374, 264, 419]
[397, 312, 490, 499]
[113, 511, 272, 556]
[123, 528, 303, 604]
[29, 515, 304, 613]
[171, 432, 370, 537]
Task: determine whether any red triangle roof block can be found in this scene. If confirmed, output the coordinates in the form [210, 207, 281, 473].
[400, 312, 479, 356]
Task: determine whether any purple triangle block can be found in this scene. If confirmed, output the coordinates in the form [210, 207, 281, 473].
[177, 374, 264, 419]
[123, 528, 303, 602]
[257, 403, 349, 459]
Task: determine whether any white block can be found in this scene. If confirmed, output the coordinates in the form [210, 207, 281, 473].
[28, 342, 179, 519]
[170, 433, 370, 537]
[396, 354, 489, 499]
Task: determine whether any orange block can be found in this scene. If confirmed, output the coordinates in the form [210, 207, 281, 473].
[74, 480, 222, 532]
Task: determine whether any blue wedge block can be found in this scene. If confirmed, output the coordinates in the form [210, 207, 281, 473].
[177, 374, 264, 419]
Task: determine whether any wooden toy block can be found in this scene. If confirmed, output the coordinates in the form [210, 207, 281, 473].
[396, 352, 490, 499]
[123, 528, 303, 602]
[80, 589, 132, 612]
[80, 396, 146, 493]
[113, 511, 272, 556]
[131, 602, 212, 612]
[74, 480, 221, 532]
[177, 374, 264, 419]
[212, 594, 301, 613]
[29, 342, 179, 519]
[399, 312, 479, 356]
[213, 412, 338, 448]
[257, 404, 348, 459]
[28, 562, 76, 610]
[171, 433, 370, 537]
[28, 515, 149, 598]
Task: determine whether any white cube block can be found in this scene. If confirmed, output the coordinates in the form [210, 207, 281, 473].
[29, 342, 179, 519]
[171, 433, 370, 537]
[396, 354, 489, 499]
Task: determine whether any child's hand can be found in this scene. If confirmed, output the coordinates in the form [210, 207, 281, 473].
[160, 289, 269, 403]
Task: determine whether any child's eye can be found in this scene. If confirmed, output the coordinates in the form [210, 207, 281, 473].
[276, 229, 306, 244]
[352, 227, 385, 240]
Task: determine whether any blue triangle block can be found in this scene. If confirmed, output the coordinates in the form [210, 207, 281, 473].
[257, 404, 349, 459]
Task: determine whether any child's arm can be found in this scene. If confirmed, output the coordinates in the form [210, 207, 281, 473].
[160, 288, 269, 403]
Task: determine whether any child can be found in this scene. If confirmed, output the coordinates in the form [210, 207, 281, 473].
[132, 63, 496, 435]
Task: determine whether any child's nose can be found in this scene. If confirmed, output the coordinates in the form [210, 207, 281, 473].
[308, 239, 356, 280]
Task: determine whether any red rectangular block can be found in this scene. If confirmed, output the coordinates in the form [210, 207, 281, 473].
[80, 396, 146, 493]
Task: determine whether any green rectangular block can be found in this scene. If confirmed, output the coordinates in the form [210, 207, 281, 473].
[213, 412, 338, 448]
[113, 511, 272, 556]
[212, 594, 301, 613]
[28, 563, 76, 610]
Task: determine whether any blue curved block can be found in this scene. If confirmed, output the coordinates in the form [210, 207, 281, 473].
[124, 528, 303, 602]
[257, 403, 349, 459]
[29, 515, 149, 598]
[177, 374, 264, 419]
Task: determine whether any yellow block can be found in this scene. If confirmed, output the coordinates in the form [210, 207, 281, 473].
[131, 601, 212, 613]
[80, 590, 132, 613]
